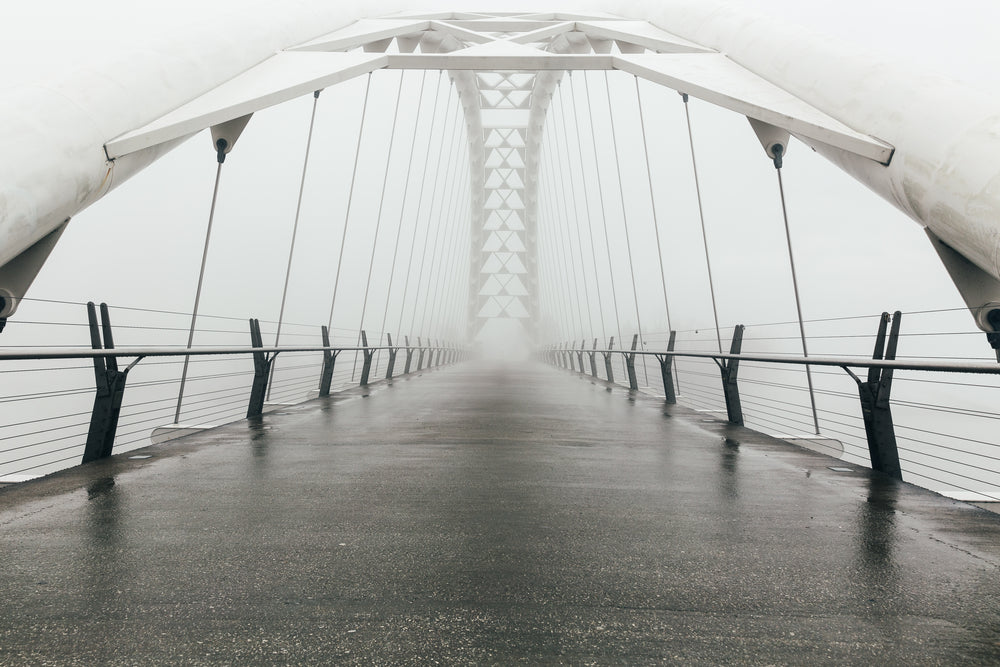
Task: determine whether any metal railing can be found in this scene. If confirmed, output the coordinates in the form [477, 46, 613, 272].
[0, 302, 467, 482]
[542, 311, 1000, 503]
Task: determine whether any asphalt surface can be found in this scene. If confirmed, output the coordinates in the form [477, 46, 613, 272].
[2, 360, 1000, 665]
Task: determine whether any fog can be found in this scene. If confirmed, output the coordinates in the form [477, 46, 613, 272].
[2, 0, 1000, 495]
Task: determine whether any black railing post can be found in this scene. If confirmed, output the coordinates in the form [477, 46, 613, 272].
[247, 318, 274, 418]
[385, 333, 398, 380]
[603, 336, 616, 383]
[82, 302, 139, 463]
[717, 325, 744, 425]
[417, 336, 425, 371]
[318, 325, 338, 397]
[359, 330, 374, 386]
[848, 312, 903, 480]
[625, 334, 639, 390]
[656, 330, 677, 404]
[404, 335, 414, 374]
[577, 340, 586, 373]
[589, 338, 598, 377]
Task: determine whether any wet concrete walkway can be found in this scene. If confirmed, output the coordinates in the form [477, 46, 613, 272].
[2, 360, 1000, 664]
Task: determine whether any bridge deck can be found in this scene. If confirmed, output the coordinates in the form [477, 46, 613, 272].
[2, 361, 1000, 664]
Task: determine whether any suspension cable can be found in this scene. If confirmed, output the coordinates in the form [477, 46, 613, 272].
[635, 77, 677, 392]
[434, 179, 466, 343]
[174, 157, 224, 424]
[351, 71, 405, 380]
[774, 151, 820, 434]
[550, 83, 588, 339]
[439, 172, 470, 341]
[604, 71, 648, 384]
[556, 81, 595, 342]
[568, 72, 607, 344]
[426, 110, 469, 340]
[546, 96, 585, 338]
[634, 77, 674, 335]
[537, 151, 564, 340]
[582, 71, 623, 347]
[681, 93, 723, 354]
[397, 71, 444, 338]
[408, 82, 457, 337]
[326, 73, 373, 331]
[357, 71, 405, 343]
[377, 70, 428, 350]
[267, 90, 322, 401]
[418, 90, 462, 338]
[541, 139, 577, 341]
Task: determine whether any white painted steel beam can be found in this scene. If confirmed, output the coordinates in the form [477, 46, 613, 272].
[504, 22, 577, 45]
[615, 53, 894, 164]
[576, 20, 710, 53]
[385, 51, 613, 71]
[424, 20, 496, 45]
[291, 19, 430, 52]
[516, 13, 628, 21]
[391, 11, 496, 20]
[107, 45, 891, 168]
[105, 52, 387, 159]
[446, 20, 567, 33]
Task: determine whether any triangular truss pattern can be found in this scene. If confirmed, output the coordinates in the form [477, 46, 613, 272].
[472, 67, 537, 327]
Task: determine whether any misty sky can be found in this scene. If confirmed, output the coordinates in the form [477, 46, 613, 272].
[4, 0, 995, 354]
[2, 0, 1000, 494]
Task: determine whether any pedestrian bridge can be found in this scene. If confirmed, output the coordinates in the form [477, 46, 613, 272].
[3, 4, 1000, 663]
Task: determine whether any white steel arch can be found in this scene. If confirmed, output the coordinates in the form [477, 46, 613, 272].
[2, 2, 1000, 343]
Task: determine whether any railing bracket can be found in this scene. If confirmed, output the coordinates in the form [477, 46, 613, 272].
[318, 325, 340, 398]
[719, 325, 744, 426]
[359, 330, 374, 386]
[625, 334, 639, 390]
[247, 318, 276, 418]
[603, 336, 616, 383]
[404, 335, 414, 374]
[847, 311, 903, 480]
[82, 302, 137, 463]
[385, 333, 399, 380]
[654, 330, 678, 404]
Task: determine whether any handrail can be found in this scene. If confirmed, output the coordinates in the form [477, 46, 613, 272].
[546, 348, 1000, 375]
[541, 314, 1000, 484]
[0, 344, 452, 362]
[0, 303, 469, 472]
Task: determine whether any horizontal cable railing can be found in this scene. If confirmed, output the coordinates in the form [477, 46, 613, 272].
[544, 309, 1000, 504]
[0, 301, 466, 483]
